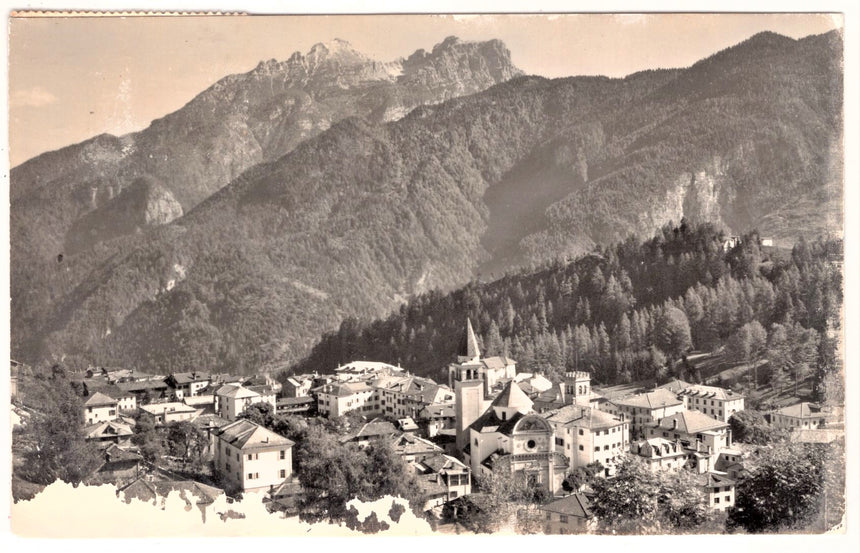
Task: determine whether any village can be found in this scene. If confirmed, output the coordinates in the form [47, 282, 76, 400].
[9, 318, 844, 534]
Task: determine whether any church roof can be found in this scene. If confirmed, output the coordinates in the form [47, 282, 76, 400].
[491, 380, 533, 411]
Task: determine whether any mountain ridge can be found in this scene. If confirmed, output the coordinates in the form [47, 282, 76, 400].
[10, 30, 843, 375]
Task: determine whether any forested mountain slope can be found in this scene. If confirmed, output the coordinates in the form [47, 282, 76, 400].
[11, 31, 842, 374]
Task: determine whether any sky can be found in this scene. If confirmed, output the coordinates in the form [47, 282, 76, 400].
[7, 12, 842, 167]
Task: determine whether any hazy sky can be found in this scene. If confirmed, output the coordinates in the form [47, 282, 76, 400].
[8, 13, 841, 166]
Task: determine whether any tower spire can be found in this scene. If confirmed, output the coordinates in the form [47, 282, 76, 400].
[458, 318, 481, 362]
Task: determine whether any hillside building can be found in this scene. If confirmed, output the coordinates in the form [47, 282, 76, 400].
[771, 402, 827, 431]
[600, 388, 686, 438]
[84, 392, 119, 425]
[545, 404, 628, 475]
[677, 384, 744, 423]
[212, 419, 295, 493]
[216, 384, 277, 421]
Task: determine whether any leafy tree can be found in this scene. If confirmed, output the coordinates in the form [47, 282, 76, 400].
[727, 321, 767, 392]
[729, 410, 775, 445]
[132, 411, 165, 464]
[728, 443, 830, 533]
[590, 457, 719, 534]
[654, 306, 692, 360]
[165, 420, 208, 467]
[19, 373, 102, 486]
[296, 427, 423, 524]
[239, 402, 276, 427]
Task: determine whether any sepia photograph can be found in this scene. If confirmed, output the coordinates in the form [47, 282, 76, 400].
[2, 3, 855, 544]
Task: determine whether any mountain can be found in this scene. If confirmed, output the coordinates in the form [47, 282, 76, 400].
[10, 31, 843, 374]
[10, 36, 521, 261]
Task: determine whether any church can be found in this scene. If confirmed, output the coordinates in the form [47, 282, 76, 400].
[451, 320, 566, 495]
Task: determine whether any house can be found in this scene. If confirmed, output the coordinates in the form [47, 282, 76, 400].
[334, 360, 404, 382]
[538, 493, 592, 534]
[600, 388, 685, 438]
[630, 438, 688, 472]
[677, 384, 744, 423]
[275, 396, 316, 416]
[418, 403, 456, 437]
[702, 472, 736, 511]
[213, 419, 295, 494]
[264, 477, 303, 515]
[714, 448, 745, 480]
[314, 380, 376, 418]
[118, 476, 225, 520]
[82, 382, 138, 413]
[87, 444, 142, 485]
[215, 384, 276, 421]
[412, 453, 471, 511]
[389, 432, 445, 463]
[645, 410, 732, 471]
[117, 379, 170, 404]
[373, 374, 446, 419]
[545, 404, 628, 475]
[83, 419, 134, 445]
[463, 380, 567, 495]
[771, 402, 827, 431]
[84, 392, 119, 425]
[139, 401, 198, 424]
[165, 372, 211, 400]
[282, 374, 317, 398]
[340, 418, 400, 447]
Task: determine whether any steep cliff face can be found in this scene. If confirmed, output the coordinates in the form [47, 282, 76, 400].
[10, 37, 522, 263]
[64, 176, 183, 255]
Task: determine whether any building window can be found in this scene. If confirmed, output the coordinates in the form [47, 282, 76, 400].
[236, 453, 240, 461]
[280, 450, 286, 460]
[248, 473, 254, 480]
[280, 469, 286, 478]
[578, 429, 584, 436]
[594, 447, 600, 452]
[546, 511, 552, 521]
[560, 515, 568, 524]
[579, 445, 584, 451]
[714, 497, 720, 504]
[604, 445, 609, 450]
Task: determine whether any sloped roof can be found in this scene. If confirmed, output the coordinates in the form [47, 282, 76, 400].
[419, 453, 467, 474]
[613, 388, 683, 410]
[140, 402, 196, 415]
[491, 380, 533, 412]
[658, 379, 694, 394]
[469, 408, 524, 435]
[774, 402, 823, 419]
[216, 384, 260, 400]
[544, 404, 622, 430]
[420, 403, 456, 418]
[538, 493, 592, 518]
[340, 419, 399, 443]
[679, 383, 744, 401]
[168, 372, 210, 385]
[103, 444, 142, 463]
[632, 438, 683, 458]
[389, 432, 443, 457]
[83, 420, 133, 439]
[213, 419, 294, 449]
[654, 410, 728, 434]
[705, 472, 736, 488]
[119, 477, 223, 505]
[84, 391, 118, 407]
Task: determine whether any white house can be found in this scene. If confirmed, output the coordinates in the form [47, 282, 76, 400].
[216, 384, 276, 421]
[84, 392, 118, 425]
[212, 419, 295, 493]
[677, 384, 745, 423]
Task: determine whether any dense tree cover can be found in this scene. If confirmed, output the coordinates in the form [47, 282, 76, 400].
[12, 31, 842, 377]
[14, 364, 102, 486]
[728, 441, 844, 533]
[590, 457, 724, 534]
[294, 224, 842, 397]
[165, 420, 209, 469]
[296, 426, 424, 525]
